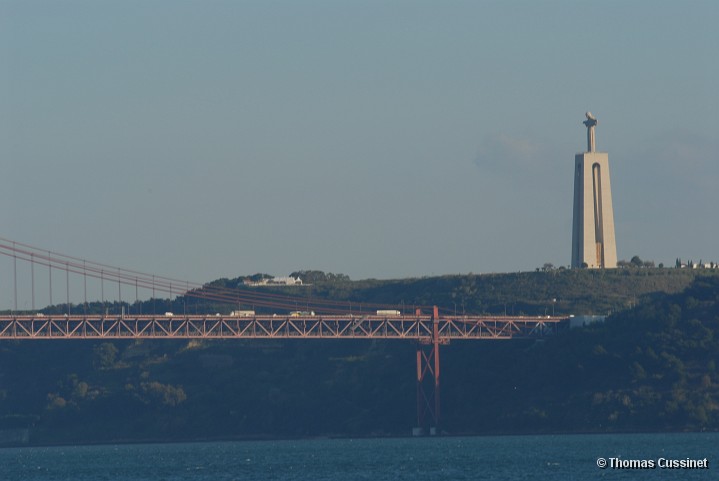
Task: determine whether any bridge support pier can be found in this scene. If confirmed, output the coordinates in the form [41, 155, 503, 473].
[414, 306, 441, 436]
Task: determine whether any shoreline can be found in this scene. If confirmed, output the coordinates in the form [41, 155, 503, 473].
[3, 427, 716, 450]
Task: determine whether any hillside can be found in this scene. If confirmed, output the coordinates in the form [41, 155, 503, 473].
[205, 267, 702, 317]
[0, 268, 718, 445]
[443, 274, 719, 433]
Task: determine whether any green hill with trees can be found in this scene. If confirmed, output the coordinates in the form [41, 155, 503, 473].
[1, 267, 718, 445]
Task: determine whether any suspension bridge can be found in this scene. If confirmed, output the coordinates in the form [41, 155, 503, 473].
[0, 237, 569, 434]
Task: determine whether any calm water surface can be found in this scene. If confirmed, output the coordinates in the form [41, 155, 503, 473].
[0, 433, 716, 480]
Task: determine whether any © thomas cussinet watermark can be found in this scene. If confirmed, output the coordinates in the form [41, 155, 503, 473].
[596, 457, 709, 470]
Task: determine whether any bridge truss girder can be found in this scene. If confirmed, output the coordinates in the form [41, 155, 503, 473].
[0, 314, 564, 340]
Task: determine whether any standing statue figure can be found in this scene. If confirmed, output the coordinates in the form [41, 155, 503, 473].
[583, 112, 598, 152]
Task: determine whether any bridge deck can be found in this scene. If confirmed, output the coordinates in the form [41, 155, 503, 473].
[0, 315, 568, 340]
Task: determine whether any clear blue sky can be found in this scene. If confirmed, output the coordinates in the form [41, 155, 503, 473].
[1, 1, 718, 296]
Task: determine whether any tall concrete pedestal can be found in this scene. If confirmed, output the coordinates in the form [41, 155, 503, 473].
[571, 152, 617, 268]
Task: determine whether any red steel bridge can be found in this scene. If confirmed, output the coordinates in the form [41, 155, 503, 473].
[0, 237, 569, 434]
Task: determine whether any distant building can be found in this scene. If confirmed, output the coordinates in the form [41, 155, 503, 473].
[675, 261, 717, 270]
[569, 315, 606, 329]
[271, 276, 303, 285]
[244, 276, 303, 287]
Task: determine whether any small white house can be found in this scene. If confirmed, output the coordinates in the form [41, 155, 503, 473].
[270, 276, 303, 285]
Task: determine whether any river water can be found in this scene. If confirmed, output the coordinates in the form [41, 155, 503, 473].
[0, 432, 715, 480]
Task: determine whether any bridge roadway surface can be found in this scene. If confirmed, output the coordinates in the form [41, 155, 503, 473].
[0, 313, 568, 340]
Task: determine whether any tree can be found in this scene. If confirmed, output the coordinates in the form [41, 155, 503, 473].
[141, 382, 187, 406]
[93, 343, 118, 369]
[289, 270, 350, 284]
[246, 273, 272, 282]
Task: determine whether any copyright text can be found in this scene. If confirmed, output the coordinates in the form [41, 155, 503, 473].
[596, 457, 709, 470]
